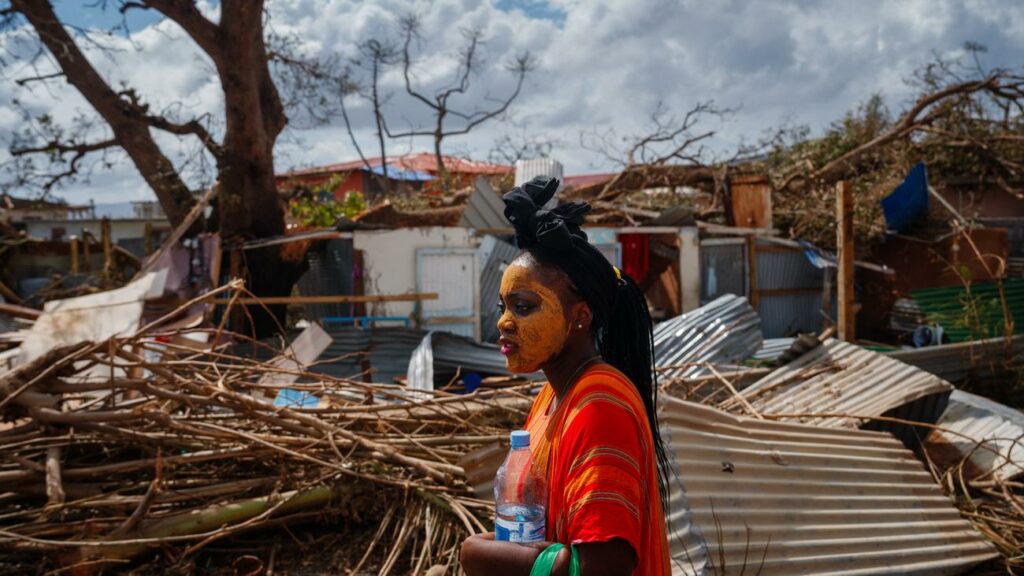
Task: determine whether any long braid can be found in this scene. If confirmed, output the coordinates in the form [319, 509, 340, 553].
[599, 271, 671, 514]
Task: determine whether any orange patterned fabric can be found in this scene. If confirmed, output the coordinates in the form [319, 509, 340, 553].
[525, 365, 670, 576]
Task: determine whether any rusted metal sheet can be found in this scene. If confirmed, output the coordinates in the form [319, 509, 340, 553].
[923, 389, 1024, 481]
[661, 397, 998, 575]
[727, 338, 953, 435]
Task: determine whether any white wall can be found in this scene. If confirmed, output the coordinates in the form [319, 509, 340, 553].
[352, 227, 477, 319]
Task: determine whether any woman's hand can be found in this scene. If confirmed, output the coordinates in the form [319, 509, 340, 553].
[460, 532, 566, 576]
[459, 533, 635, 576]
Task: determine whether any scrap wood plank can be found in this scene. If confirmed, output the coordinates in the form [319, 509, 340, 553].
[210, 293, 438, 305]
[0, 302, 40, 320]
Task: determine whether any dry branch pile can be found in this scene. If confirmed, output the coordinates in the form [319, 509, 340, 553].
[0, 327, 526, 574]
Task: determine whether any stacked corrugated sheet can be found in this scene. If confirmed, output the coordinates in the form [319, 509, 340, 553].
[660, 396, 999, 575]
[653, 294, 763, 380]
[924, 389, 1024, 481]
[726, 338, 953, 446]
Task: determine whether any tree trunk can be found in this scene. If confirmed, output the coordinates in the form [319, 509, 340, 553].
[213, 0, 304, 336]
[433, 110, 448, 192]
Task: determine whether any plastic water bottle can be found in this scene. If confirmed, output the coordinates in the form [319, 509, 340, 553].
[494, 430, 546, 543]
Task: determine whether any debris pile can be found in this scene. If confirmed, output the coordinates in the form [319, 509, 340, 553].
[0, 318, 527, 574]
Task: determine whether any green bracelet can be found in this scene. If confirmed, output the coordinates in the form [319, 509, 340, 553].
[529, 543, 581, 576]
[529, 544, 564, 576]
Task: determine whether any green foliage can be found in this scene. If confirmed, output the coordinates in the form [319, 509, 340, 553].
[288, 173, 367, 227]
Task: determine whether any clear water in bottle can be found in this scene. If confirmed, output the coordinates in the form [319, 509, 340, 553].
[494, 430, 546, 543]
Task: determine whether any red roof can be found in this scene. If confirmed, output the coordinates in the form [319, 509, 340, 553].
[562, 172, 616, 189]
[281, 152, 511, 178]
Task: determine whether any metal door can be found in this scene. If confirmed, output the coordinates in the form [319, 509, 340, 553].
[417, 247, 479, 339]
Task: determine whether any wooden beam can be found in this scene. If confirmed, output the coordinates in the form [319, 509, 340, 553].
[0, 301, 41, 320]
[746, 235, 759, 310]
[81, 229, 91, 272]
[837, 180, 855, 341]
[678, 227, 701, 313]
[143, 222, 154, 256]
[101, 217, 112, 277]
[210, 293, 438, 306]
[0, 280, 24, 305]
[69, 235, 79, 275]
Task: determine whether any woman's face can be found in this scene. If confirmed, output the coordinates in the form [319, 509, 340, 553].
[497, 260, 572, 373]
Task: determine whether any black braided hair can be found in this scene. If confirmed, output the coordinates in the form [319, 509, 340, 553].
[502, 176, 671, 513]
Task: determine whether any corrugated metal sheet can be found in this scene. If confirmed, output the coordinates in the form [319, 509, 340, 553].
[910, 279, 1024, 343]
[889, 334, 1024, 385]
[752, 337, 797, 362]
[237, 326, 511, 387]
[477, 235, 520, 344]
[460, 177, 509, 230]
[653, 294, 763, 380]
[313, 326, 510, 385]
[756, 241, 835, 338]
[660, 396, 998, 575]
[297, 238, 354, 320]
[924, 389, 1024, 481]
[730, 339, 953, 443]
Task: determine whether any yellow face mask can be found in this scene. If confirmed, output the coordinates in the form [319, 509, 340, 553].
[497, 263, 571, 373]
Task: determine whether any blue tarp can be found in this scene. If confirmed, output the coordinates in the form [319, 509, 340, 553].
[881, 162, 929, 232]
[368, 164, 434, 181]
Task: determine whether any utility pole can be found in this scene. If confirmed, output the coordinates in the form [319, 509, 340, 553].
[837, 181, 855, 341]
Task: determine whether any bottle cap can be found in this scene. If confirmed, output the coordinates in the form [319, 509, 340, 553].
[510, 430, 530, 449]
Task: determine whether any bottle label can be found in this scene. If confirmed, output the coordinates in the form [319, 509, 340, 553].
[495, 517, 545, 543]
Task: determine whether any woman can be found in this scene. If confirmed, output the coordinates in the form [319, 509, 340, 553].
[460, 177, 671, 576]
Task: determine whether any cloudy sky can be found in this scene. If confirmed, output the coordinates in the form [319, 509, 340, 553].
[1, 0, 1023, 205]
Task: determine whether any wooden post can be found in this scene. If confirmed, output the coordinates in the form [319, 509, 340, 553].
[101, 218, 113, 277]
[81, 229, 92, 272]
[746, 235, 759, 310]
[69, 235, 80, 274]
[228, 249, 242, 330]
[143, 222, 154, 256]
[837, 181, 855, 341]
[821, 268, 834, 331]
[678, 227, 701, 313]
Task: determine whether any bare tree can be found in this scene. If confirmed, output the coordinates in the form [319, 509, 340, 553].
[580, 100, 727, 202]
[0, 0, 339, 335]
[488, 121, 562, 166]
[349, 39, 399, 195]
[379, 14, 532, 190]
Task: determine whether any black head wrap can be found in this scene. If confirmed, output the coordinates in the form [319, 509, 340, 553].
[502, 176, 620, 330]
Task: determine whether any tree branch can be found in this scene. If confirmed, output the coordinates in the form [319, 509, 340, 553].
[144, 114, 223, 159]
[10, 0, 196, 226]
[121, 0, 222, 65]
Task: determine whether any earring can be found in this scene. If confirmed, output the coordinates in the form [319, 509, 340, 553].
[577, 323, 583, 329]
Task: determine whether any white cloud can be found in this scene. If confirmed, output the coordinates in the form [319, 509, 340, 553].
[1, 0, 1023, 204]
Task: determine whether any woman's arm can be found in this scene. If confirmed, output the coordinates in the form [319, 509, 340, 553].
[460, 532, 635, 576]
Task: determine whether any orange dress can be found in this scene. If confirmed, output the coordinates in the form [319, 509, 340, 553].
[524, 364, 671, 576]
